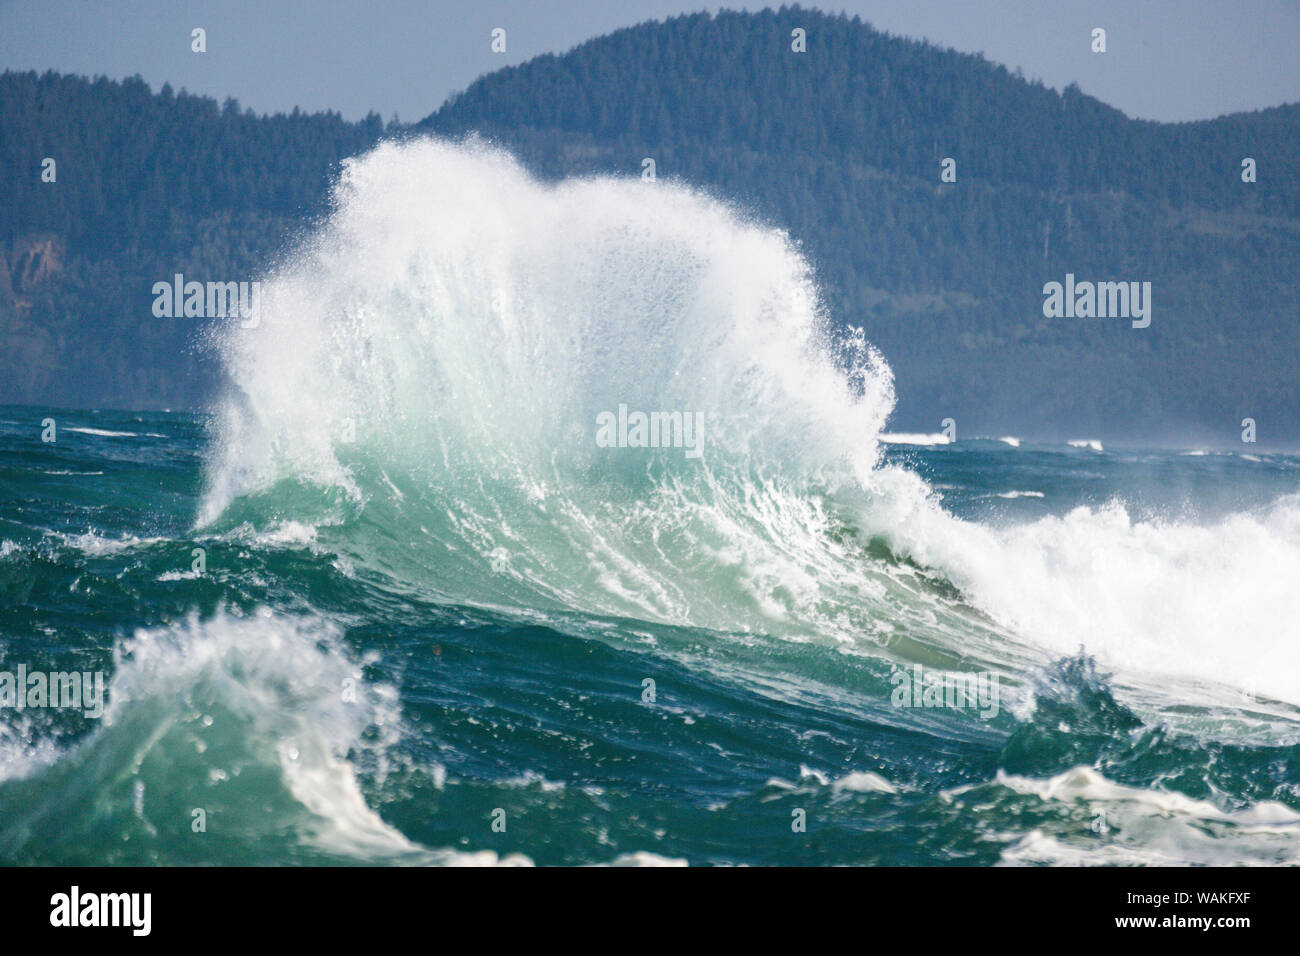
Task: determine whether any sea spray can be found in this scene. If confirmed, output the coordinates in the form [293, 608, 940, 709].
[200, 137, 922, 643]
[198, 137, 1300, 704]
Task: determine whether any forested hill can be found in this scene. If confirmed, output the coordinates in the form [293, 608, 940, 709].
[0, 72, 387, 408]
[426, 10, 1299, 217]
[420, 8, 1300, 445]
[4, 7, 1299, 444]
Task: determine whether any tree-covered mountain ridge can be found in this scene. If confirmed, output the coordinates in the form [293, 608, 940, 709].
[3, 6, 1298, 443]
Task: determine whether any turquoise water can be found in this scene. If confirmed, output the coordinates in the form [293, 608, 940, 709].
[3, 411, 1299, 866]
[3, 140, 1299, 866]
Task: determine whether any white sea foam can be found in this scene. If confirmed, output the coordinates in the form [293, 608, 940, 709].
[54, 531, 170, 556]
[599, 851, 690, 866]
[878, 432, 952, 446]
[156, 569, 202, 582]
[65, 426, 139, 438]
[987, 766, 1300, 865]
[831, 770, 898, 794]
[888, 494, 1300, 704]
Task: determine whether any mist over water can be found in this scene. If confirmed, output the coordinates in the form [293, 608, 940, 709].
[3, 139, 1300, 865]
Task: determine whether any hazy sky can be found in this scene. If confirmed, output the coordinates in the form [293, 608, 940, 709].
[2, 0, 1297, 123]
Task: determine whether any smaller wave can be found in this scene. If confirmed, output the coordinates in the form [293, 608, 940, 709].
[996, 490, 1045, 499]
[1067, 439, 1104, 452]
[0, 609, 535, 865]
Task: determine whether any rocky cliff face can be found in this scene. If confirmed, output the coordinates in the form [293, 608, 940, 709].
[0, 247, 11, 306]
[1, 236, 64, 401]
[2, 234, 66, 322]
[8, 235, 64, 302]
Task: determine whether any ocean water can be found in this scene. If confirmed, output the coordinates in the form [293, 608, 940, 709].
[2, 140, 1300, 866]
